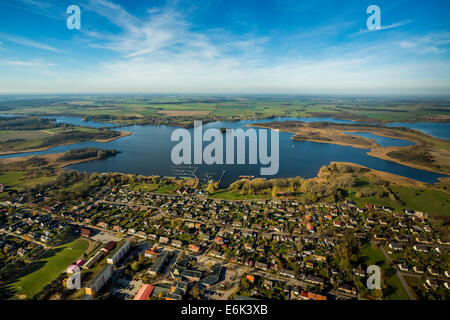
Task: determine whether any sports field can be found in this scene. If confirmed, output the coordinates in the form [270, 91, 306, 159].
[7, 238, 89, 299]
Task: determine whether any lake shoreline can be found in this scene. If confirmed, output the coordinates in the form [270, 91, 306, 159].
[247, 122, 450, 177]
[2, 115, 448, 185]
[0, 130, 131, 156]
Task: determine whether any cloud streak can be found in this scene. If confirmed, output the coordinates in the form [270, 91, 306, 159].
[0, 58, 55, 68]
[0, 33, 61, 52]
[0, 0, 64, 20]
[398, 32, 450, 54]
[352, 20, 411, 36]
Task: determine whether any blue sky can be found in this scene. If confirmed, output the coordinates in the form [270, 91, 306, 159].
[0, 0, 449, 95]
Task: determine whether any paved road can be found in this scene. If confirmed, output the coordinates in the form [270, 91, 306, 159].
[379, 245, 415, 300]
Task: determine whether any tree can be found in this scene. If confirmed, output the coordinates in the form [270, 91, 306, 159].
[272, 186, 278, 198]
[206, 182, 217, 194]
[289, 181, 295, 193]
[190, 287, 200, 300]
[335, 234, 362, 271]
[373, 288, 383, 300]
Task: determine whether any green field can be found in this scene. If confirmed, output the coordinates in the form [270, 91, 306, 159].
[4, 96, 447, 124]
[362, 244, 410, 300]
[0, 171, 56, 191]
[132, 182, 180, 194]
[347, 184, 450, 216]
[209, 189, 272, 200]
[7, 239, 89, 299]
[390, 186, 450, 216]
[0, 171, 25, 185]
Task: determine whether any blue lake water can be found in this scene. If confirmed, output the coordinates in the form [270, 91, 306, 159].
[0, 114, 116, 128]
[0, 116, 447, 185]
[46, 116, 117, 128]
[343, 132, 416, 147]
[386, 122, 450, 140]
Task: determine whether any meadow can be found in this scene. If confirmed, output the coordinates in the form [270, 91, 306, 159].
[0, 171, 57, 192]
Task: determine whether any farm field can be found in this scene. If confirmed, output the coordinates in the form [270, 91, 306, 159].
[1, 96, 449, 123]
[6, 238, 89, 300]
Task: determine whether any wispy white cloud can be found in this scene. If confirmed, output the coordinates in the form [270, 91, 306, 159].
[352, 20, 411, 36]
[83, 0, 220, 59]
[0, 0, 448, 95]
[398, 32, 450, 55]
[0, 58, 55, 68]
[20, 0, 50, 8]
[0, 33, 61, 52]
[0, 0, 63, 20]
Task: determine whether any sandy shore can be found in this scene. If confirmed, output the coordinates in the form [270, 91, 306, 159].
[0, 151, 117, 174]
[327, 162, 426, 186]
[367, 147, 448, 175]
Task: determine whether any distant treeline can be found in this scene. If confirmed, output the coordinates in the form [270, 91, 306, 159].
[0, 156, 49, 171]
[41, 130, 120, 147]
[57, 148, 119, 162]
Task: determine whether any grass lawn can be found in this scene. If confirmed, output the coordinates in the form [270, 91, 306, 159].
[362, 244, 410, 300]
[7, 238, 89, 300]
[210, 189, 272, 200]
[133, 183, 179, 194]
[154, 184, 179, 194]
[19, 176, 57, 188]
[133, 183, 159, 192]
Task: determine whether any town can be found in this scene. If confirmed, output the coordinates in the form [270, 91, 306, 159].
[0, 174, 448, 301]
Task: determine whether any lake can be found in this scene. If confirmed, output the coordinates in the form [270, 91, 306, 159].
[386, 122, 450, 140]
[343, 132, 416, 147]
[0, 116, 447, 185]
